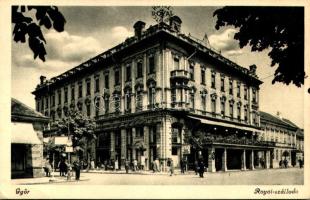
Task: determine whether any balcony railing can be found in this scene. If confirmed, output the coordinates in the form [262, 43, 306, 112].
[170, 69, 190, 80]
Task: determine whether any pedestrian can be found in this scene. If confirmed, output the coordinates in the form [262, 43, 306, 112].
[115, 159, 119, 171]
[67, 163, 72, 181]
[140, 157, 145, 171]
[44, 159, 52, 177]
[133, 159, 138, 171]
[104, 160, 108, 171]
[284, 159, 288, 168]
[198, 159, 205, 178]
[279, 160, 283, 168]
[155, 158, 160, 172]
[194, 160, 199, 175]
[180, 159, 185, 174]
[125, 159, 130, 174]
[168, 158, 174, 176]
[73, 161, 81, 180]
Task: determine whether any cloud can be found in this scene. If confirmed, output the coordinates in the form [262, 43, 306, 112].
[44, 30, 102, 63]
[105, 26, 134, 47]
[209, 28, 242, 54]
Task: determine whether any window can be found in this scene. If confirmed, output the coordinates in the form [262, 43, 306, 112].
[78, 83, 82, 98]
[86, 104, 91, 116]
[190, 93, 195, 109]
[244, 107, 248, 122]
[201, 96, 206, 111]
[95, 101, 100, 117]
[174, 57, 179, 69]
[104, 96, 109, 113]
[149, 126, 156, 143]
[229, 80, 233, 95]
[237, 106, 241, 120]
[211, 72, 216, 88]
[244, 86, 248, 100]
[114, 94, 120, 113]
[64, 87, 68, 103]
[136, 91, 143, 111]
[221, 101, 225, 116]
[126, 65, 131, 81]
[41, 99, 44, 111]
[211, 99, 216, 113]
[189, 65, 194, 80]
[149, 56, 155, 74]
[36, 101, 39, 111]
[86, 81, 91, 96]
[45, 97, 48, 109]
[95, 77, 100, 93]
[58, 90, 61, 105]
[201, 69, 206, 85]
[115, 70, 120, 85]
[125, 92, 131, 112]
[71, 86, 75, 100]
[148, 87, 155, 108]
[221, 77, 225, 92]
[104, 73, 109, 89]
[171, 89, 176, 104]
[172, 147, 178, 155]
[172, 127, 181, 143]
[237, 83, 241, 97]
[229, 103, 233, 118]
[252, 89, 257, 103]
[52, 94, 55, 106]
[136, 127, 144, 138]
[137, 62, 143, 78]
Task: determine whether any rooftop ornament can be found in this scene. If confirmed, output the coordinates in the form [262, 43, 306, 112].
[151, 6, 174, 24]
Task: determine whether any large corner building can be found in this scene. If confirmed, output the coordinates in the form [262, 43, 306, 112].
[32, 16, 303, 172]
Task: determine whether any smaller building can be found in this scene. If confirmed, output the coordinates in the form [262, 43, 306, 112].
[260, 111, 303, 168]
[11, 98, 49, 178]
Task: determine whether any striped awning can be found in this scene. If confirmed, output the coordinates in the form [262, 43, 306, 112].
[188, 116, 262, 133]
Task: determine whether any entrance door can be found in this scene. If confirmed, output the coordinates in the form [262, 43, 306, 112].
[227, 149, 242, 170]
[215, 149, 223, 171]
[11, 144, 26, 178]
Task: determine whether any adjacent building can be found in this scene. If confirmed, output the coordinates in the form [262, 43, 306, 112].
[32, 16, 301, 172]
[260, 111, 304, 168]
[11, 98, 49, 178]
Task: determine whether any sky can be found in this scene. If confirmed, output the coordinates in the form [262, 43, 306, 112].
[11, 6, 304, 128]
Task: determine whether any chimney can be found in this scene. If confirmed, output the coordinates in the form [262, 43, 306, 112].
[169, 15, 182, 32]
[249, 64, 257, 75]
[276, 111, 282, 119]
[133, 21, 146, 40]
[40, 75, 46, 84]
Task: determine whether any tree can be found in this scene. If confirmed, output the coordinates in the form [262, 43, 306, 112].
[213, 7, 304, 87]
[51, 109, 96, 168]
[12, 6, 66, 62]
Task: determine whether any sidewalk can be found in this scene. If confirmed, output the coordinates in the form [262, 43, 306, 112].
[11, 173, 89, 185]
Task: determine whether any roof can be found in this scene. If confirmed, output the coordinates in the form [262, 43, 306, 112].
[11, 98, 49, 122]
[260, 111, 299, 130]
[33, 21, 262, 95]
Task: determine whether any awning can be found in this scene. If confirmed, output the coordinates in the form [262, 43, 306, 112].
[188, 116, 262, 133]
[11, 122, 42, 144]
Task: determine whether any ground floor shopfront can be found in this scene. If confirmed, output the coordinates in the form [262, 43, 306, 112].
[95, 109, 279, 172]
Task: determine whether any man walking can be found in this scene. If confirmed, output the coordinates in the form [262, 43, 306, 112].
[73, 161, 81, 181]
[198, 159, 205, 178]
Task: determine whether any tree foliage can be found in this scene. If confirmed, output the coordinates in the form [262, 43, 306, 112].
[12, 6, 66, 61]
[50, 109, 96, 157]
[213, 7, 304, 87]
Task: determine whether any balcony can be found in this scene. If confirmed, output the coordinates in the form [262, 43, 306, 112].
[170, 70, 190, 80]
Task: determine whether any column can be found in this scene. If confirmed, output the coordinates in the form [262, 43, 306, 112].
[143, 126, 149, 170]
[156, 123, 162, 159]
[132, 128, 136, 160]
[110, 131, 115, 160]
[241, 149, 246, 170]
[265, 150, 270, 169]
[250, 150, 254, 170]
[208, 147, 216, 172]
[120, 129, 127, 169]
[221, 148, 227, 171]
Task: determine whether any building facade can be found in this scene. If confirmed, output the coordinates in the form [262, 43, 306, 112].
[33, 16, 278, 172]
[11, 98, 49, 178]
[260, 111, 304, 168]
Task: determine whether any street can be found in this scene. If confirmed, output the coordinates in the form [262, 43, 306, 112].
[48, 168, 303, 185]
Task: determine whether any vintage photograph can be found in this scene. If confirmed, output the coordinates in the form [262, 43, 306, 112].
[9, 4, 305, 192]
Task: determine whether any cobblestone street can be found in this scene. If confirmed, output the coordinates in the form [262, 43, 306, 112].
[13, 168, 303, 185]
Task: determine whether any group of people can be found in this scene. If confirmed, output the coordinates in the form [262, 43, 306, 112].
[279, 159, 289, 168]
[43, 158, 82, 180]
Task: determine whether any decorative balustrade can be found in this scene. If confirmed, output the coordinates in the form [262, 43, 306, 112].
[170, 69, 190, 80]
